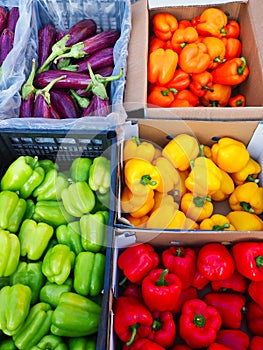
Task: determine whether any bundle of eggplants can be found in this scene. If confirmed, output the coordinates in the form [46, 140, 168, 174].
[0, 6, 20, 68]
[19, 18, 122, 118]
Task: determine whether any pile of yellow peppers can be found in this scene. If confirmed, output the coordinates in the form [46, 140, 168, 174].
[121, 134, 263, 231]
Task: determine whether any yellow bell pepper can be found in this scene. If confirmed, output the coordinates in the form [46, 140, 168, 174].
[146, 203, 186, 230]
[180, 192, 213, 222]
[162, 133, 199, 171]
[231, 157, 261, 185]
[123, 136, 156, 163]
[126, 215, 149, 228]
[199, 213, 236, 231]
[211, 168, 235, 201]
[153, 147, 162, 161]
[211, 137, 250, 173]
[124, 158, 161, 196]
[228, 182, 263, 215]
[226, 210, 263, 231]
[184, 217, 200, 230]
[151, 191, 179, 214]
[153, 156, 180, 193]
[121, 186, 155, 218]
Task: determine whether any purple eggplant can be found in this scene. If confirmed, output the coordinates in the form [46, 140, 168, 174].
[38, 23, 57, 68]
[50, 90, 79, 118]
[20, 59, 37, 118]
[33, 74, 66, 118]
[6, 7, 19, 32]
[81, 94, 110, 117]
[61, 47, 114, 73]
[0, 28, 14, 66]
[65, 18, 97, 47]
[0, 6, 7, 34]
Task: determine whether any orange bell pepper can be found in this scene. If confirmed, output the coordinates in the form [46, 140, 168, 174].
[223, 19, 240, 39]
[147, 86, 177, 107]
[201, 83, 232, 107]
[152, 12, 178, 41]
[200, 213, 236, 231]
[211, 57, 249, 86]
[166, 69, 191, 91]
[221, 37, 242, 61]
[228, 94, 246, 107]
[196, 8, 228, 37]
[189, 71, 214, 97]
[180, 192, 213, 222]
[148, 48, 178, 85]
[121, 186, 155, 218]
[202, 36, 226, 69]
[178, 42, 210, 74]
[231, 157, 261, 185]
[123, 136, 156, 163]
[171, 27, 199, 54]
[172, 89, 200, 107]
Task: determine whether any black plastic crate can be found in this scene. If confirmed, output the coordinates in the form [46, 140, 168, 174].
[0, 126, 118, 350]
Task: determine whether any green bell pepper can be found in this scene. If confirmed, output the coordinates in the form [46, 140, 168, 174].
[51, 292, 101, 337]
[80, 211, 109, 253]
[0, 230, 20, 277]
[13, 302, 53, 350]
[29, 335, 67, 350]
[74, 252, 106, 297]
[33, 201, 75, 227]
[40, 278, 72, 308]
[23, 199, 35, 220]
[70, 157, 92, 182]
[0, 191, 26, 233]
[10, 262, 45, 304]
[19, 166, 45, 199]
[42, 244, 75, 285]
[91, 191, 110, 213]
[33, 169, 69, 201]
[38, 159, 58, 173]
[88, 156, 111, 195]
[0, 338, 16, 350]
[0, 156, 39, 192]
[19, 219, 54, 260]
[56, 221, 83, 255]
[68, 336, 96, 350]
[61, 182, 95, 218]
[0, 284, 32, 336]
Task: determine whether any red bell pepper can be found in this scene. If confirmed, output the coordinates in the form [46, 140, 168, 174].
[166, 69, 191, 91]
[231, 242, 263, 281]
[171, 345, 193, 350]
[162, 246, 196, 289]
[229, 94, 246, 107]
[248, 280, 263, 308]
[118, 243, 159, 283]
[172, 286, 198, 315]
[141, 268, 182, 312]
[148, 311, 176, 348]
[121, 282, 142, 301]
[221, 37, 242, 61]
[216, 329, 250, 350]
[179, 298, 222, 348]
[208, 344, 232, 350]
[113, 295, 153, 346]
[203, 292, 246, 329]
[250, 336, 263, 350]
[223, 19, 240, 39]
[197, 243, 235, 281]
[211, 271, 248, 293]
[125, 338, 166, 350]
[246, 301, 263, 336]
[189, 71, 214, 97]
[191, 269, 210, 290]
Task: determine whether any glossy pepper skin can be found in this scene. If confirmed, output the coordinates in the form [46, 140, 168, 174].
[196, 8, 228, 37]
[69, 157, 92, 182]
[118, 243, 159, 283]
[127, 338, 166, 350]
[13, 302, 53, 349]
[153, 156, 180, 193]
[88, 156, 111, 195]
[215, 329, 250, 350]
[162, 246, 196, 289]
[113, 295, 153, 346]
[148, 48, 178, 85]
[221, 37, 242, 61]
[231, 157, 261, 185]
[123, 136, 155, 163]
[42, 244, 75, 285]
[229, 182, 263, 215]
[199, 213, 236, 231]
[171, 26, 198, 54]
[204, 292, 246, 329]
[141, 268, 182, 312]
[246, 301, 263, 336]
[0, 284, 32, 336]
[202, 36, 226, 69]
[148, 311, 176, 348]
[56, 220, 83, 255]
[30, 334, 67, 350]
[172, 286, 198, 315]
[228, 93, 246, 107]
[211, 271, 248, 293]
[180, 193, 213, 222]
[0, 230, 20, 277]
[248, 280, 263, 309]
[232, 242, 263, 281]
[211, 169, 235, 202]
[10, 261, 45, 304]
[166, 69, 190, 91]
[197, 243, 235, 281]
[147, 86, 177, 107]
[179, 298, 222, 348]
[68, 336, 97, 350]
[179, 42, 210, 74]
[40, 278, 72, 308]
[212, 57, 249, 86]
[18, 219, 54, 260]
[121, 186, 154, 218]
[250, 336, 263, 350]
[201, 83, 232, 107]
[0, 191, 26, 233]
[226, 210, 263, 231]
[152, 13, 178, 41]
[189, 70, 213, 97]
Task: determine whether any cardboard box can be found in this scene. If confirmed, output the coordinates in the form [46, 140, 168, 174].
[116, 118, 263, 235]
[124, 0, 263, 120]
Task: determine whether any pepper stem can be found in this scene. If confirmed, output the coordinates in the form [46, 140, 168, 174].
[212, 223, 230, 230]
[193, 196, 211, 208]
[155, 269, 168, 287]
[152, 318, 163, 331]
[194, 313, 206, 328]
[240, 201, 254, 213]
[237, 57, 247, 75]
[140, 175, 157, 187]
[126, 324, 139, 346]
[247, 175, 259, 183]
[132, 136, 141, 146]
[202, 85, 214, 92]
[161, 88, 178, 96]
[255, 255, 263, 268]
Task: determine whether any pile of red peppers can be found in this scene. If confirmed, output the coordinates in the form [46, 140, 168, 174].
[113, 241, 263, 349]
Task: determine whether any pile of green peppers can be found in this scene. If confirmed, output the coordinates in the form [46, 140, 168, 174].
[0, 154, 112, 350]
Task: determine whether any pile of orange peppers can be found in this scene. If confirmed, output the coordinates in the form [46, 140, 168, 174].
[121, 134, 263, 231]
[147, 8, 249, 108]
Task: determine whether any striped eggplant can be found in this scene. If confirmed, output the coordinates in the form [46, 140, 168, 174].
[34, 70, 92, 89]
[38, 23, 57, 68]
[0, 6, 7, 34]
[6, 7, 19, 32]
[50, 90, 79, 118]
[81, 94, 110, 117]
[20, 59, 37, 118]
[0, 28, 14, 66]
[65, 18, 97, 47]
